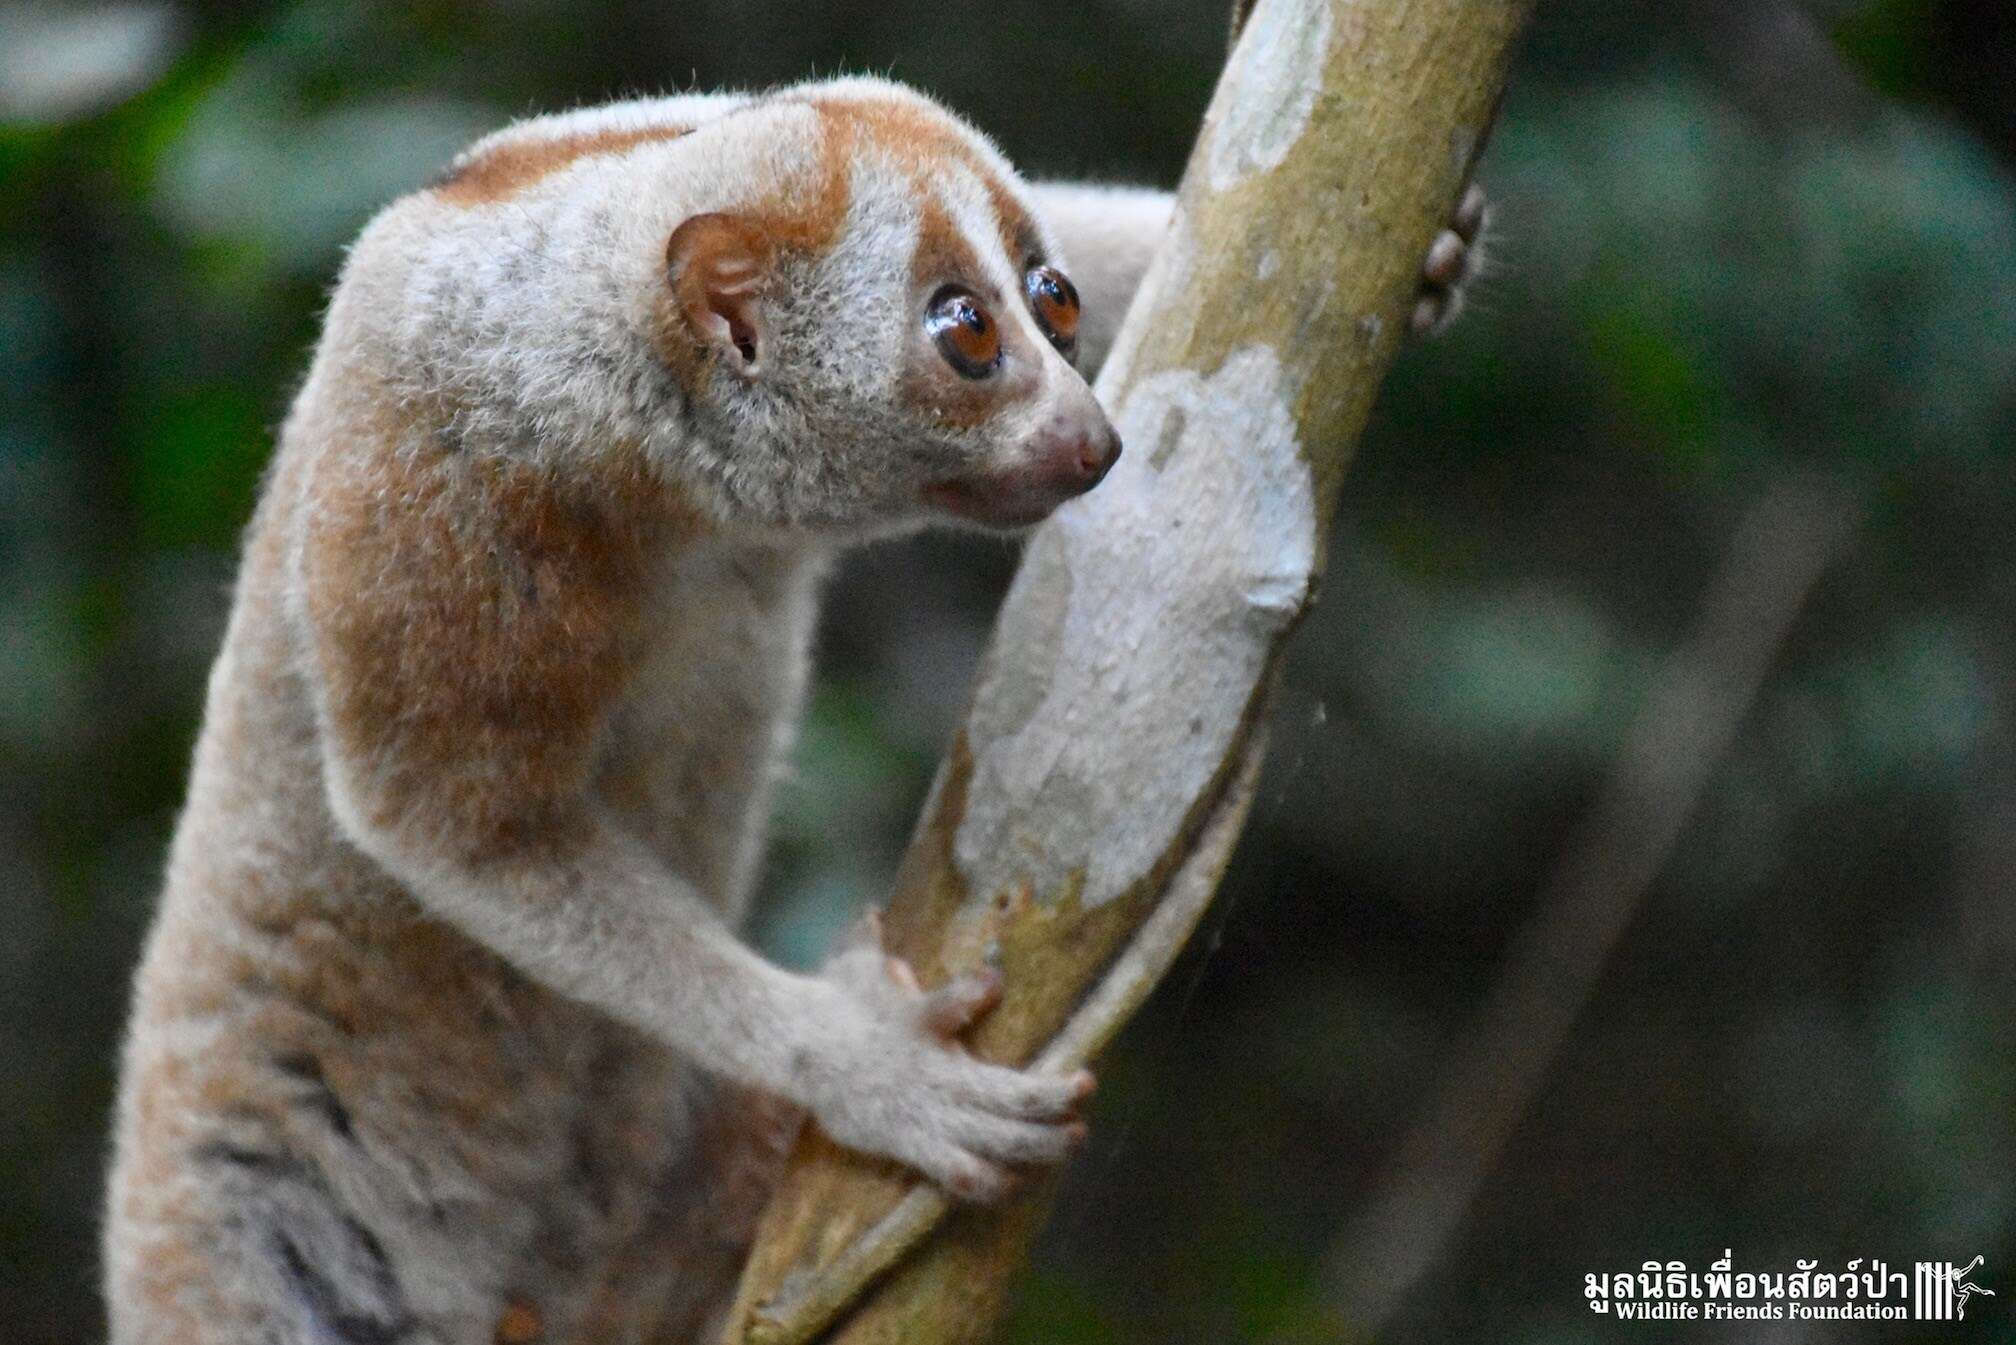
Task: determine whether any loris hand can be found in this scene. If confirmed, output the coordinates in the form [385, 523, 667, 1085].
[1411, 182, 1491, 337]
[795, 914, 1093, 1202]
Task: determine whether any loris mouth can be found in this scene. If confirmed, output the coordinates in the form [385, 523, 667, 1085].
[922, 476, 1089, 530]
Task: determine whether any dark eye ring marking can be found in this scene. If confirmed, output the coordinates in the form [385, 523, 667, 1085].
[925, 286, 1002, 380]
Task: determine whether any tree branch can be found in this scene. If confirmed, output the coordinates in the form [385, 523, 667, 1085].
[718, 3, 1537, 1341]
[744, 725, 1269, 1345]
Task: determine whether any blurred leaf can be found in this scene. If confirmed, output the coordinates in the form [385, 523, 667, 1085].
[1003, 1267, 1131, 1345]
[1831, 0, 1941, 99]
[130, 383, 269, 549]
[0, 4, 183, 127]
[153, 68, 492, 273]
[1407, 590, 1628, 760]
[1579, 275, 1723, 475]
[1840, 618, 1996, 781]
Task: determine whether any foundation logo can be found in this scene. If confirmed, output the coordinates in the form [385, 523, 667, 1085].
[1585, 1251, 1994, 1323]
[1921, 1256, 1995, 1321]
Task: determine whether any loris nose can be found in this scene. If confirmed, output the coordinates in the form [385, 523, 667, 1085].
[1037, 418, 1124, 494]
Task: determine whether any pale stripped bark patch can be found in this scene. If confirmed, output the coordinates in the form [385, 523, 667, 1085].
[1206, 0, 1335, 191]
[956, 346, 1315, 909]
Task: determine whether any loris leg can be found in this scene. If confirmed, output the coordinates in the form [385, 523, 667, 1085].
[1410, 183, 1491, 338]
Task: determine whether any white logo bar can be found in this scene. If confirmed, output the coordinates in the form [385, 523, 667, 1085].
[1916, 1262, 1955, 1320]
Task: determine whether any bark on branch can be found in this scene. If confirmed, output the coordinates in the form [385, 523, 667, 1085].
[719, 3, 1536, 1341]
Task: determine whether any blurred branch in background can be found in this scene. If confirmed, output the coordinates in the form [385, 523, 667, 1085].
[1320, 472, 1864, 1335]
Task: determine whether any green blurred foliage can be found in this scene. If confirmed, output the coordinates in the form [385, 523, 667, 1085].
[4, 1, 2015, 1341]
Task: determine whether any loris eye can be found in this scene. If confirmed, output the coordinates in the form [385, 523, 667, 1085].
[1024, 265, 1080, 358]
[925, 287, 1002, 379]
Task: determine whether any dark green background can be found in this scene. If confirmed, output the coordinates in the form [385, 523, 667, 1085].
[4, 1, 2014, 1340]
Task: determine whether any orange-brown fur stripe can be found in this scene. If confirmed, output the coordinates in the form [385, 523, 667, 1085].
[434, 125, 694, 206]
[803, 97, 1038, 263]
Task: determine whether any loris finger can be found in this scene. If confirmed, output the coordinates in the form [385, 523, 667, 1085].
[919, 971, 1002, 1036]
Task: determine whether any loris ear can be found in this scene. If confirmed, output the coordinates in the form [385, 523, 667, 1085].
[666, 213, 773, 377]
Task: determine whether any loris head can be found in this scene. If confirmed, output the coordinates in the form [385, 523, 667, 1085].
[650, 80, 1121, 534]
